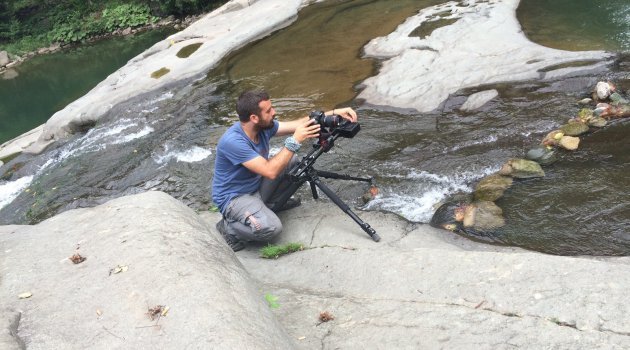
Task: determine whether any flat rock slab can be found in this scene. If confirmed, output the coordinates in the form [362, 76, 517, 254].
[0, 191, 294, 349]
[200, 200, 630, 348]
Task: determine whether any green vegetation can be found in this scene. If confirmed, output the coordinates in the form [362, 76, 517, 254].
[260, 243, 305, 259]
[264, 293, 280, 309]
[0, 0, 227, 56]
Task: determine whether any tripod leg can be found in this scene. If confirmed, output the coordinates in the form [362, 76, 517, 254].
[311, 177, 380, 242]
[309, 181, 319, 199]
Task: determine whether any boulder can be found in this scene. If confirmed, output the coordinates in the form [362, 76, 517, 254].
[0, 51, 9, 67]
[463, 201, 505, 230]
[577, 108, 593, 123]
[559, 136, 580, 150]
[0, 191, 295, 349]
[473, 174, 513, 202]
[498, 158, 545, 178]
[525, 145, 557, 165]
[559, 122, 589, 136]
[610, 92, 629, 106]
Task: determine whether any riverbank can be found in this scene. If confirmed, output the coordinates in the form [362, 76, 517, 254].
[0, 15, 202, 75]
[2, 191, 629, 348]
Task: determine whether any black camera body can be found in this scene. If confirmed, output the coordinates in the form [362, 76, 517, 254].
[309, 110, 360, 138]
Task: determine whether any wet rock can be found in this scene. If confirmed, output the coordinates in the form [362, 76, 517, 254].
[463, 201, 505, 230]
[460, 89, 498, 112]
[542, 130, 563, 146]
[430, 201, 468, 231]
[558, 136, 580, 151]
[588, 116, 607, 127]
[560, 122, 589, 136]
[577, 108, 593, 123]
[473, 174, 513, 202]
[498, 158, 545, 178]
[609, 92, 629, 106]
[578, 98, 592, 105]
[595, 81, 614, 100]
[525, 145, 557, 165]
[0, 51, 9, 67]
[122, 27, 132, 36]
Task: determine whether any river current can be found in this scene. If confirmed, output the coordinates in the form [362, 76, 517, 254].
[0, 0, 628, 255]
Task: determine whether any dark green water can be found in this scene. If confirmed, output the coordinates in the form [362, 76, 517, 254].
[518, 0, 629, 53]
[0, 29, 175, 144]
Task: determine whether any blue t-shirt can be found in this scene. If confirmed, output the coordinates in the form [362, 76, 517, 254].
[212, 120, 279, 213]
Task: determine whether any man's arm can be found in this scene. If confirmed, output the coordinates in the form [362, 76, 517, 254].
[242, 118, 320, 179]
[276, 107, 358, 136]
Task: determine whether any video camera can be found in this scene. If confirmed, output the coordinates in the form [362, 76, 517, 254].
[309, 110, 361, 140]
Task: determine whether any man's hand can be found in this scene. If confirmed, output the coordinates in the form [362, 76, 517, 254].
[293, 117, 320, 143]
[331, 107, 358, 123]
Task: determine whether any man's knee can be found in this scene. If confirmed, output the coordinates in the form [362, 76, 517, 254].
[248, 213, 282, 241]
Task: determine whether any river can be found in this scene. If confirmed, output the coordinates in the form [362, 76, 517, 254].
[0, 0, 628, 256]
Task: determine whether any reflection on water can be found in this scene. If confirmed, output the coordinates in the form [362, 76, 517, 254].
[0, 28, 175, 144]
[518, 0, 630, 52]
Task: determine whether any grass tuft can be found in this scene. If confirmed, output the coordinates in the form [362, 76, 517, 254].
[260, 242, 305, 259]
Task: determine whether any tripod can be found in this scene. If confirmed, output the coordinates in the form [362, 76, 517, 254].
[270, 124, 381, 242]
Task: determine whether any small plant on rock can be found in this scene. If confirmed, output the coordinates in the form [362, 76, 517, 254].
[260, 242, 305, 259]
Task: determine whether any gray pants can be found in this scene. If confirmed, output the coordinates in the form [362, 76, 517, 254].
[222, 156, 298, 242]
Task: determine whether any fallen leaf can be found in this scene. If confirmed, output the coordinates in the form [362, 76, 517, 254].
[69, 253, 86, 264]
[298, 336, 306, 340]
[96, 309, 102, 316]
[319, 311, 335, 322]
[18, 292, 32, 299]
[109, 265, 128, 275]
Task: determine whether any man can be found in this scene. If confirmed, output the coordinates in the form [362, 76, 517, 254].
[212, 90, 358, 251]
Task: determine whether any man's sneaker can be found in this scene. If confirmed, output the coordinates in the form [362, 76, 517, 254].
[216, 220, 245, 252]
[275, 197, 301, 213]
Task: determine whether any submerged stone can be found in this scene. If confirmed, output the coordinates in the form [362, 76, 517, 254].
[409, 18, 458, 39]
[588, 116, 607, 127]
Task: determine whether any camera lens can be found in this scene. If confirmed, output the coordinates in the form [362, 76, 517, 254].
[309, 111, 341, 128]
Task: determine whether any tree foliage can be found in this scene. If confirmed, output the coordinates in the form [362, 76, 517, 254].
[0, 0, 227, 55]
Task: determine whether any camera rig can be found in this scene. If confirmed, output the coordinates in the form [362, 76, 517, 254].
[270, 111, 381, 242]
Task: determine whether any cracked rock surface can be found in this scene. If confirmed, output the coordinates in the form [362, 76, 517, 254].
[201, 200, 630, 349]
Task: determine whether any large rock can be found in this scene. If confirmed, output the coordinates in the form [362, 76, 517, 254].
[358, 0, 611, 112]
[0, 51, 9, 66]
[473, 174, 513, 201]
[0, 191, 294, 349]
[498, 158, 545, 178]
[525, 145, 557, 165]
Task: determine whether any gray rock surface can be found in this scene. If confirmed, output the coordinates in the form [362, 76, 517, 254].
[200, 199, 630, 349]
[0, 191, 294, 349]
[2, 192, 630, 348]
[0, 51, 9, 67]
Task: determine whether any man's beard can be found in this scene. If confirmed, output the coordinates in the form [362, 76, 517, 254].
[259, 117, 275, 130]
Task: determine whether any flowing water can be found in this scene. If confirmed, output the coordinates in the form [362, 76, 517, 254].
[0, 28, 175, 144]
[0, 0, 628, 255]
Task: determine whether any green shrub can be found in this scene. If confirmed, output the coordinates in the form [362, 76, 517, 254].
[260, 243, 305, 259]
[102, 3, 156, 32]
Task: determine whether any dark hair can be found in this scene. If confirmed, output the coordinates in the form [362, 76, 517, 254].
[236, 90, 270, 122]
